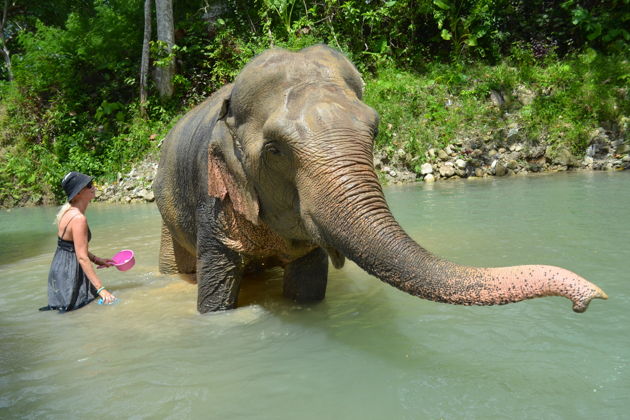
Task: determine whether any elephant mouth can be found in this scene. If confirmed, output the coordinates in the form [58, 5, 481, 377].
[324, 246, 345, 269]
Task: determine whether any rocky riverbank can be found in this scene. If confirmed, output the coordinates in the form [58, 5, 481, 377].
[375, 126, 629, 184]
[95, 128, 628, 204]
[95, 159, 158, 204]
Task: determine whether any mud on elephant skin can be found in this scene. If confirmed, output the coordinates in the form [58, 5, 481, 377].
[153, 44, 607, 314]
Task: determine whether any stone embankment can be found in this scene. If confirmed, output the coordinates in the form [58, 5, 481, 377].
[95, 160, 158, 204]
[375, 126, 629, 184]
[96, 128, 628, 203]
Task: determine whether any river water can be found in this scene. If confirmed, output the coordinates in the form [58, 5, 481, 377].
[1, 172, 628, 419]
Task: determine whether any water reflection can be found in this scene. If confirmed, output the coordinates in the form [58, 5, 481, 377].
[1, 172, 629, 419]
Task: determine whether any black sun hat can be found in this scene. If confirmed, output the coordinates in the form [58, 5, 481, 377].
[61, 171, 93, 201]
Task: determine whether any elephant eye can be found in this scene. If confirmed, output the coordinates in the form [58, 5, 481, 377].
[264, 141, 281, 156]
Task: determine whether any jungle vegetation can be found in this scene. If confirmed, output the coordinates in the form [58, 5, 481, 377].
[0, 0, 628, 206]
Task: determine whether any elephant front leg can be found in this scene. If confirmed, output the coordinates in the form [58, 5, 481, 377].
[159, 222, 196, 274]
[196, 203, 244, 313]
[283, 247, 329, 302]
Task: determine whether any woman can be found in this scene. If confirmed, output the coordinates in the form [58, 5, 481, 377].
[41, 171, 117, 312]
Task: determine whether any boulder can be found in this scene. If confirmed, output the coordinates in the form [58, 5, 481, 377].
[137, 189, 155, 202]
[506, 160, 519, 170]
[515, 85, 535, 106]
[438, 162, 456, 178]
[616, 143, 630, 155]
[507, 128, 520, 143]
[552, 147, 579, 167]
[526, 144, 546, 159]
[420, 163, 433, 175]
[494, 162, 508, 176]
[490, 90, 505, 108]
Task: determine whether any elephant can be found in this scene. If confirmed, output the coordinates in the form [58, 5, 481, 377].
[153, 44, 607, 314]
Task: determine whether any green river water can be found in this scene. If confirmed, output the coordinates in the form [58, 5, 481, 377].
[1, 171, 628, 419]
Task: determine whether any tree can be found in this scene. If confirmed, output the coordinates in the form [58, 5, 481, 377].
[1, 0, 13, 80]
[154, 0, 174, 98]
[140, 0, 151, 117]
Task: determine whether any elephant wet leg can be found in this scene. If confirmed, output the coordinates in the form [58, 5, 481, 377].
[159, 222, 196, 274]
[283, 247, 329, 302]
[196, 203, 244, 313]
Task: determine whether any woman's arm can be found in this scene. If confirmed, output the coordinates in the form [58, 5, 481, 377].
[72, 216, 116, 303]
[88, 251, 114, 267]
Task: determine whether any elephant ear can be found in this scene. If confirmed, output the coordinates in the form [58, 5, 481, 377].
[207, 98, 260, 225]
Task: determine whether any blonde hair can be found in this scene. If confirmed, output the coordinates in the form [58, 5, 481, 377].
[55, 202, 72, 225]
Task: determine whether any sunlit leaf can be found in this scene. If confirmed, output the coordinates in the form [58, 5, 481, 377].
[433, 0, 451, 10]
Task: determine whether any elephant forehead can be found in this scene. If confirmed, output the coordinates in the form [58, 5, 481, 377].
[236, 57, 335, 103]
[283, 84, 370, 124]
[302, 102, 350, 127]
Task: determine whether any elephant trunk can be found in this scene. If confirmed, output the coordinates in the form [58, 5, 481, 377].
[302, 159, 607, 313]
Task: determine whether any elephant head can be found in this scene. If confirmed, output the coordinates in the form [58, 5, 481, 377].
[208, 45, 607, 312]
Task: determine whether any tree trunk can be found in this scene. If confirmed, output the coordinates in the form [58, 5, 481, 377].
[139, 0, 152, 117]
[1, 0, 12, 81]
[154, 0, 175, 98]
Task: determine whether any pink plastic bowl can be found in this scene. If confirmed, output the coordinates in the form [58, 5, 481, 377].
[112, 249, 135, 271]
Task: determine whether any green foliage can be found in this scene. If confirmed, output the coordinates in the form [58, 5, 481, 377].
[561, 0, 630, 50]
[261, 0, 300, 34]
[365, 51, 629, 171]
[364, 64, 502, 171]
[0, 0, 628, 206]
[432, 0, 503, 60]
[514, 51, 629, 153]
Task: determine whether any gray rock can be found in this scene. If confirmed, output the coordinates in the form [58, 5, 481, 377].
[439, 162, 455, 178]
[515, 85, 535, 106]
[424, 173, 435, 182]
[490, 90, 505, 108]
[506, 160, 519, 170]
[507, 128, 520, 142]
[552, 147, 579, 167]
[526, 144, 546, 159]
[455, 159, 467, 169]
[616, 143, 630, 155]
[137, 189, 154, 202]
[495, 162, 508, 176]
[420, 163, 433, 175]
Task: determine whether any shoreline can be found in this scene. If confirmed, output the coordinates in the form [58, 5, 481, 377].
[93, 138, 628, 205]
[3, 137, 627, 208]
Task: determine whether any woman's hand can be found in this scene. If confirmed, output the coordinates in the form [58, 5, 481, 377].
[98, 288, 116, 304]
[94, 256, 115, 268]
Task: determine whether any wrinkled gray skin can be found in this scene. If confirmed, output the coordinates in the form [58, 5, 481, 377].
[153, 45, 607, 314]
